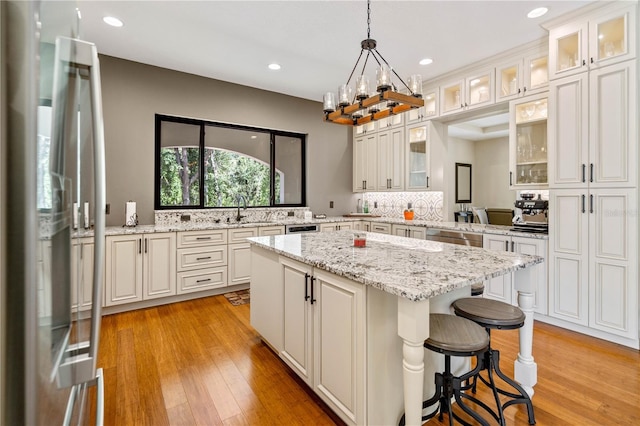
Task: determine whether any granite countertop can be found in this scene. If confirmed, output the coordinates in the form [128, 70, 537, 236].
[72, 216, 547, 240]
[247, 230, 543, 302]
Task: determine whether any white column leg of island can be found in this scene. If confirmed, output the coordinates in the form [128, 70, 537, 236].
[514, 267, 538, 397]
[397, 297, 430, 426]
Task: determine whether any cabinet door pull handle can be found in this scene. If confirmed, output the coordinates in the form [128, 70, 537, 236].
[582, 194, 586, 213]
[196, 278, 212, 283]
[590, 57, 594, 64]
[505, 241, 509, 251]
[509, 171, 513, 186]
[511, 241, 515, 252]
[582, 164, 586, 183]
[304, 273, 310, 301]
[583, 59, 586, 66]
[518, 88, 521, 94]
[363, 180, 367, 190]
[196, 256, 211, 261]
[590, 194, 594, 214]
[590, 163, 594, 183]
[310, 276, 316, 304]
[426, 176, 429, 188]
[139, 238, 142, 254]
[144, 238, 148, 253]
[196, 236, 211, 240]
[523, 87, 527, 93]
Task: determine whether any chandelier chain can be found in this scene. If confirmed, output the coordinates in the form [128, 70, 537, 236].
[367, 0, 371, 39]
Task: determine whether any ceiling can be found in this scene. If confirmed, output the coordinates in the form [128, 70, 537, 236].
[78, 0, 594, 106]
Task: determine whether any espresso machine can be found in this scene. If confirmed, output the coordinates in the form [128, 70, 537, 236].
[512, 195, 549, 233]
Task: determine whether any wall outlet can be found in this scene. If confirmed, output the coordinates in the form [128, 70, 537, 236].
[330, 201, 334, 208]
[105, 203, 110, 214]
[287, 211, 294, 216]
[181, 214, 191, 222]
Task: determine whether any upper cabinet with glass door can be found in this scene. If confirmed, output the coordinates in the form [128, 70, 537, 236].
[440, 68, 494, 116]
[405, 122, 431, 190]
[406, 87, 439, 124]
[509, 94, 548, 189]
[548, 2, 636, 80]
[496, 46, 549, 102]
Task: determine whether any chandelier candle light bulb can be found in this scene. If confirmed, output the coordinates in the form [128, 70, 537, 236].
[338, 84, 352, 107]
[323, 92, 336, 113]
[356, 75, 370, 100]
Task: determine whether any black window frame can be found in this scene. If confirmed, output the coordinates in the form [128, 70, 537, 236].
[154, 114, 306, 210]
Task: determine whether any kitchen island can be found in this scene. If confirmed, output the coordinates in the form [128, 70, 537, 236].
[248, 231, 543, 426]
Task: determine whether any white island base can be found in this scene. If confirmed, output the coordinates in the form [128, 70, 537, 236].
[250, 244, 538, 426]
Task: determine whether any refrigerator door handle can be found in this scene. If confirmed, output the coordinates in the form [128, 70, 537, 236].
[55, 37, 106, 389]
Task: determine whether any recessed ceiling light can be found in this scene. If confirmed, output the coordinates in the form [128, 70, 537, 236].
[268, 63, 281, 70]
[419, 58, 433, 66]
[527, 7, 548, 19]
[103, 16, 124, 27]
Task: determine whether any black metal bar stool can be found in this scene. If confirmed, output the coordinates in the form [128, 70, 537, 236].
[451, 297, 536, 425]
[398, 314, 501, 426]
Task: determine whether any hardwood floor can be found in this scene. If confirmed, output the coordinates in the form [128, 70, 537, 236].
[92, 295, 640, 425]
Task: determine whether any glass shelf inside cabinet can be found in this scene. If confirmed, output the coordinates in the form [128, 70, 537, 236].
[597, 15, 626, 60]
[515, 99, 547, 185]
[557, 33, 580, 72]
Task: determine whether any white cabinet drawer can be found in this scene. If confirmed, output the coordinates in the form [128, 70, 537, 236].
[177, 267, 227, 294]
[228, 227, 258, 244]
[258, 225, 285, 236]
[177, 246, 227, 271]
[177, 229, 227, 248]
[370, 223, 391, 234]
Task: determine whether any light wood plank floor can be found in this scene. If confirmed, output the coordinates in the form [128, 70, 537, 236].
[91, 295, 640, 425]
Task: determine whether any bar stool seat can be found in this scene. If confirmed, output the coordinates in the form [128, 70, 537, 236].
[452, 298, 536, 425]
[399, 314, 501, 426]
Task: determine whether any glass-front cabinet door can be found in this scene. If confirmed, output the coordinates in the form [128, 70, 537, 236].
[524, 54, 549, 94]
[406, 123, 430, 190]
[549, 3, 636, 79]
[440, 80, 464, 116]
[588, 3, 636, 68]
[509, 94, 548, 188]
[465, 70, 494, 109]
[407, 88, 438, 123]
[496, 61, 521, 102]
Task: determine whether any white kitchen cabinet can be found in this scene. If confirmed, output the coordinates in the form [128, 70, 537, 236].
[391, 224, 426, 239]
[279, 257, 365, 425]
[548, 3, 636, 80]
[369, 222, 391, 234]
[482, 234, 548, 315]
[376, 113, 403, 130]
[105, 232, 176, 306]
[353, 133, 377, 192]
[71, 237, 94, 312]
[496, 49, 549, 102]
[406, 87, 439, 123]
[509, 93, 548, 189]
[376, 126, 404, 191]
[405, 122, 431, 191]
[548, 188, 637, 339]
[258, 225, 285, 236]
[320, 222, 353, 232]
[549, 61, 636, 189]
[440, 68, 494, 116]
[353, 221, 369, 231]
[353, 121, 376, 136]
[250, 246, 283, 351]
[177, 229, 228, 294]
[228, 227, 257, 285]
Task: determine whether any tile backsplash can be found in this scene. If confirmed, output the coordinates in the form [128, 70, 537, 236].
[362, 192, 444, 221]
[155, 207, 309, 226]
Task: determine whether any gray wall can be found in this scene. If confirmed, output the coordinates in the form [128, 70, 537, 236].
[99, 55, 354, 226]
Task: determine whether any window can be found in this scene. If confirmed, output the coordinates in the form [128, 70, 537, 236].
[155, 115, 306, 209]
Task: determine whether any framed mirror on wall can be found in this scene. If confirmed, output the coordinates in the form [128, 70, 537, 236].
[455, 163, 472, 204]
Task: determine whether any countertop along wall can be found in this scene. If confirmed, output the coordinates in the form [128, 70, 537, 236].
[99, 55, 355, 226]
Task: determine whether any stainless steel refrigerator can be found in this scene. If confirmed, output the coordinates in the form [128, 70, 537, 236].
[1, 0, 106, 424]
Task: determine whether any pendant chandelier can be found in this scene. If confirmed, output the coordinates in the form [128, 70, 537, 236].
[323, 0, 424, 126]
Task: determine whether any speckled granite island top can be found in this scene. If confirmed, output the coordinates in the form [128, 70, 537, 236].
[247, 230, 543, 302]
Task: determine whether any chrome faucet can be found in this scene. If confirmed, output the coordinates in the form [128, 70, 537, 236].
[236, 194, 247, 222]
